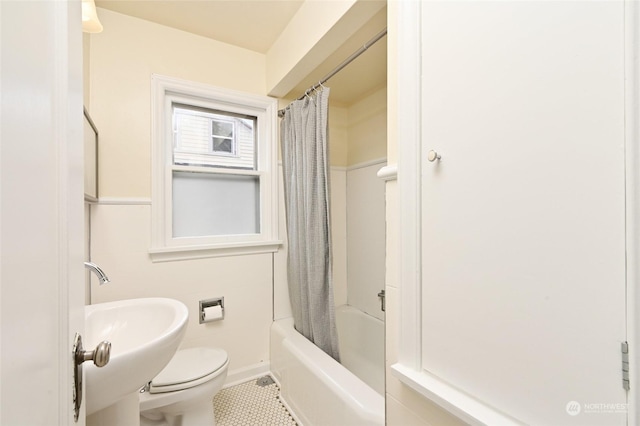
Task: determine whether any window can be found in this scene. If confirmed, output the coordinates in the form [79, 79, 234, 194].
[150, 75, 280, 261]
[211, 118, 235, 154]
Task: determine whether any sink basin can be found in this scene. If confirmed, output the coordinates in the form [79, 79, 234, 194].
[84, 298, 188, 415]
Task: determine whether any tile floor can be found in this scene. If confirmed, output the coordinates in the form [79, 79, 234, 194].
[213, 376, 298, 426]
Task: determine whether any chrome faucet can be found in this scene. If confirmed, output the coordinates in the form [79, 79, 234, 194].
[84, 262, 110, 285]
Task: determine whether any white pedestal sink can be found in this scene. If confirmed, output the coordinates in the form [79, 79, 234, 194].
[84, 298, 188, 425]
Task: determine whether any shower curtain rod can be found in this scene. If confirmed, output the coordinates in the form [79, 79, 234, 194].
[278, 27, 388, 118]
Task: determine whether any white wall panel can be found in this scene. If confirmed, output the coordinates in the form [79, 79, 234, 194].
[91, 204, 272, 376]
[347, 162, 386, 320]
[332, 169, 348, 307]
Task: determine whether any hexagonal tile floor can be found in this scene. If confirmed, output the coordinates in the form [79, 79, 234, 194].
[213, 376, 297, 425]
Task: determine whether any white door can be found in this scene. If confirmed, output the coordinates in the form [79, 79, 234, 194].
[420, 2, 626, 425]
[0, 1, 85, 425]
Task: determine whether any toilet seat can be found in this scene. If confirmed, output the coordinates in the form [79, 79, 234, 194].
[149, 347, 228, 394]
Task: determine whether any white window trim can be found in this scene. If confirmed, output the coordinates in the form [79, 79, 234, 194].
[150, 74, 281, 262]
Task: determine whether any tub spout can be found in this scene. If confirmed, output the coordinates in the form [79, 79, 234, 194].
[84, 262, 110, 285]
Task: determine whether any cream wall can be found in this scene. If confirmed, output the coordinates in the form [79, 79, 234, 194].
[83, 33, 91, 107]
[330, 105, 349, 308]
[347, 87, 387, 166]
[91, 8, 266, 198]
[330, 104, 349, 167]
[88, 9, 274, 383]
[327, 86, 388, 169]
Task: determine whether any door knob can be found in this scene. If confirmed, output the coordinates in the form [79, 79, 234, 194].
[427, 150, 441, 162]
[73, 334, 111, 421]
[78, 340, 111, 367]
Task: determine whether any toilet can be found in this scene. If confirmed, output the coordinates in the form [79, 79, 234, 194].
[139, 347, 229, 426]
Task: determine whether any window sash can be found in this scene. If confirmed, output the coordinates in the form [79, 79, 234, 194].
[150, 74, 280, 261]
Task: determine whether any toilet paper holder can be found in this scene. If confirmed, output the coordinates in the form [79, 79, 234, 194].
[199, 297, 224, 324]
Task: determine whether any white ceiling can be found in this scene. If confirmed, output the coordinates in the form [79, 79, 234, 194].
[95, 0, 387, 106]
[96, 0, 305, 53]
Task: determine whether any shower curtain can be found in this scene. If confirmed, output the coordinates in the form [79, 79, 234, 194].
[280, 88, 340, 361]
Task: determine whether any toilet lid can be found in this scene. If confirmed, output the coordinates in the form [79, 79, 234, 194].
[150, 347, 228, 391]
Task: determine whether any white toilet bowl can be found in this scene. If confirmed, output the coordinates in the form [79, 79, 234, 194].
[139, 347, 229, 426]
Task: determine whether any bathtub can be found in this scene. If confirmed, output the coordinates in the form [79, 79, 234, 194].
[270, 305, 385, 426]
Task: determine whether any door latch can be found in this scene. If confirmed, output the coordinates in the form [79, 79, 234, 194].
[378, 289, 386, 312]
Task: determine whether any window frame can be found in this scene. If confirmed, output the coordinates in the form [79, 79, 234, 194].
[209, 116, 236, 156]
[150, 74, 280, 262]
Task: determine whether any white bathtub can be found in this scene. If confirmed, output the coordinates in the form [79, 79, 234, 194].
[335, 305, 385, 396]
[270, 305, 384, 426]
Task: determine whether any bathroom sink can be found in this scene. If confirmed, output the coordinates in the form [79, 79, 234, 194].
[84, 298, 188, 415]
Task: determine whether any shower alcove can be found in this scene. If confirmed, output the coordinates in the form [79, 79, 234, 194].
[271, 5, 389, 424]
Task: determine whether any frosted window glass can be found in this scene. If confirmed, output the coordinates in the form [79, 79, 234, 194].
[172, 171, 260, 237]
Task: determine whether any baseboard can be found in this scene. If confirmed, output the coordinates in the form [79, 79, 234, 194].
[97, 197, 151, 205]
[223, 361, 271, 389]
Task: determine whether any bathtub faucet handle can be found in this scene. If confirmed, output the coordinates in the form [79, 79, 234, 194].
[377, 289, 385, 312]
